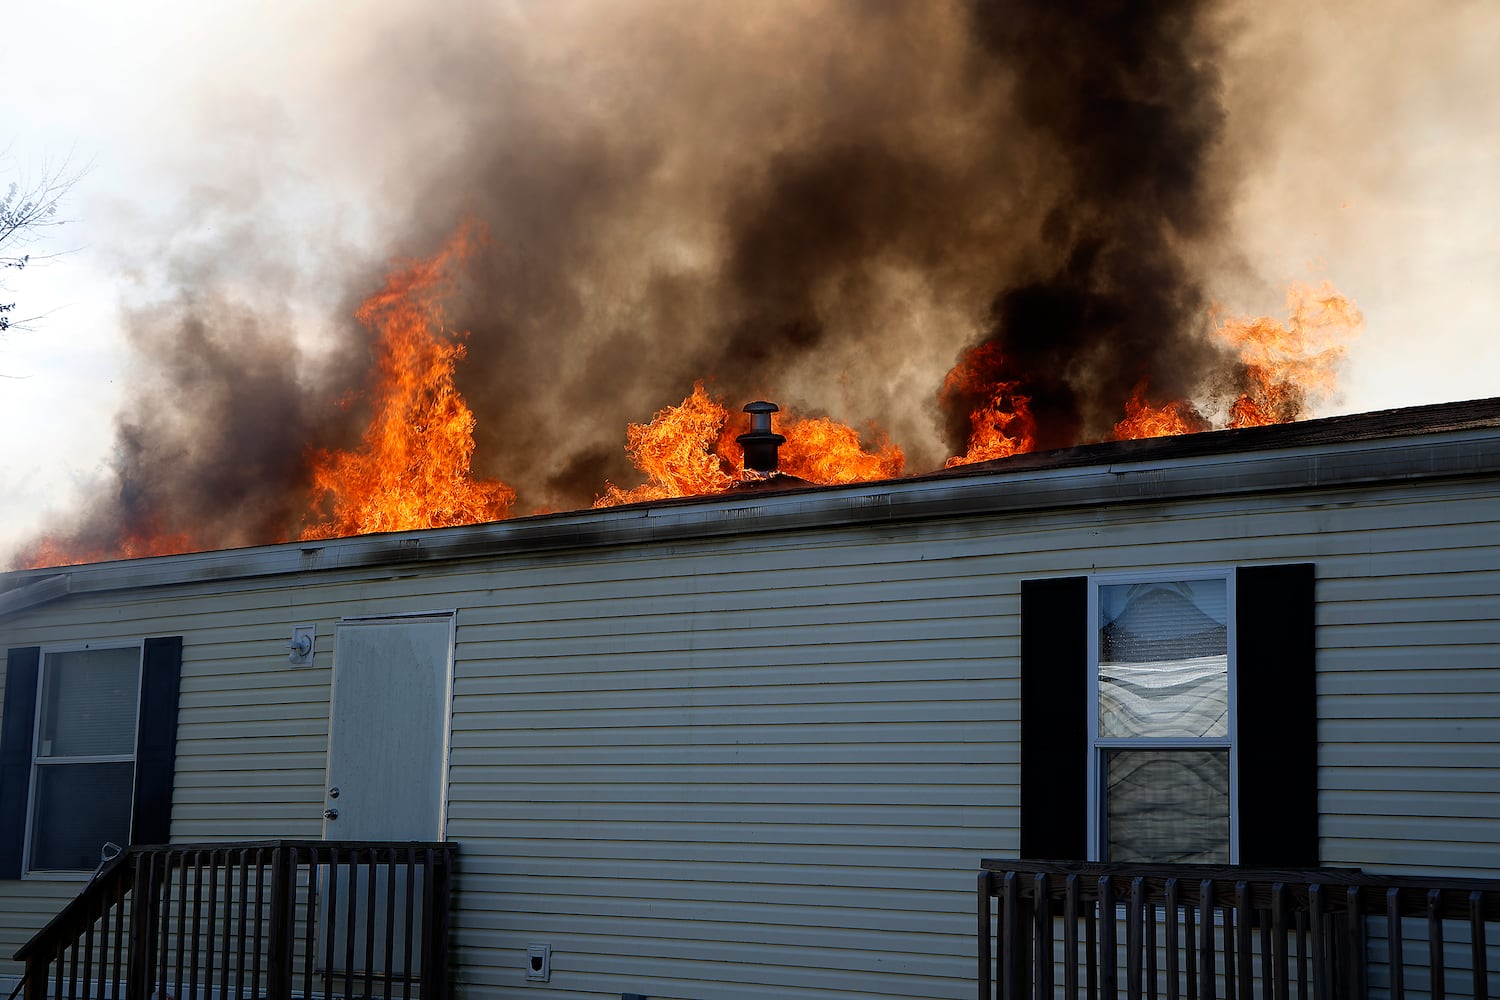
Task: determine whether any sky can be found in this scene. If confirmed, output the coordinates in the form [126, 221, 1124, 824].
[2, 0, 1498, 562]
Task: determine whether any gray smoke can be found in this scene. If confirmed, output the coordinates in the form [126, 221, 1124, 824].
[16, 0, 1274, 563]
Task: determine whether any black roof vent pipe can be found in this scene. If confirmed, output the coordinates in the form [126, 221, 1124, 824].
[736, 401, 785, 475]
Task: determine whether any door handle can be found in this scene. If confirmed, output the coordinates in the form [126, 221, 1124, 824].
[323, 808, 339, 820]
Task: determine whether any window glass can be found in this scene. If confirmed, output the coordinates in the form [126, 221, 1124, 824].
[1098, 580, 1228, 738]
[1105, 749, 1230, 864]
[28, 762, 135, 872]
[38, 647, 141, 757]
[29, 646, 141, 873]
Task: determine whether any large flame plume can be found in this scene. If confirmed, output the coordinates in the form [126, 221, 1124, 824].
[1111, 283, 1364, 441]
[1221, 283, 1365, 429]
[301, 225, 516, 538]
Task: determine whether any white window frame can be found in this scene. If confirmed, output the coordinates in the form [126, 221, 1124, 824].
[1085, 569, 1238, 863]
[23, 641, 145, 879]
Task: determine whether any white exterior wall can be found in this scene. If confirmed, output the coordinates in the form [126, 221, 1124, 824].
[0, 474, 1496, 999]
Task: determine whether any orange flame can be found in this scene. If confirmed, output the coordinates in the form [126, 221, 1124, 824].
[594, 383, 736, 507]
[1112, 380, 1210, 440]
[301, 224, 515, 538]
[595, 384, 905, 506]
[941, 344, 1036, 467]
[780, 417, 905, 483]
[1217, 282, 1363, 428]
[13, 240, 1367, 569]
[19, 529, 194, 570]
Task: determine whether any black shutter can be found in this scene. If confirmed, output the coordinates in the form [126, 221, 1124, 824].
[132, 636, 183, 846]
[1020, 577, 1089, 859]
[1236, 564, 1317, 866]
[0, 647, 42, 878]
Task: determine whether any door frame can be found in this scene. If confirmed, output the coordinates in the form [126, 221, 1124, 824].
[326, 609, 458, 840]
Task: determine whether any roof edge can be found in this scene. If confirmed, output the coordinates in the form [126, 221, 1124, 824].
[4, 399, 1500, 617]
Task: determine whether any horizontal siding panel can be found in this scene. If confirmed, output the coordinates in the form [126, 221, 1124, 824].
[1321, 668, 1500, 694]
[447, 762, 1008, 787]
[447, 833, 985, 871]
[449, 700, 1009, 731]
[1322, 814, 1500, 842]
[456, 870, 966, 914]
[173, 700, 329, 724]
[1323, 789, 1500, 819]
[454, 678, 1004, 713]
[458, 852, 998, 892]
[448, 780, 1010, 808]
[172, 749, 327, 770]
[450, 722, 1019, 751]
[1318, 644, 1498, 671]
[1317, 839, 1500, 875]
[443, 821, 1003, 854]
[174, 719, 327, 740]
[468, 890, 971, 941]
[448, 742, 1011, 766]
[1321, 743, 1499, 766]
[1320, 568, 1500, 601]
[1320, 718, 1500, 741]
[451, 648, 1012, 687]
[1320, 619, 1498, 646]
[455, 619, 1011, 658]
[456, 917, 972, 977]
[1320, 594, 1499, 625]
[1324, 766, 1500, 794]
[1320, 692, 1500, 718]
[450, 641, 1014, 680]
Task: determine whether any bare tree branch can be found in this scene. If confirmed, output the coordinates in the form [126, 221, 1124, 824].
[1, 149, 88, 334]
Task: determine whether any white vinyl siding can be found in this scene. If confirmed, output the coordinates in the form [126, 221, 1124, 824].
[0, 473, 1493, 997]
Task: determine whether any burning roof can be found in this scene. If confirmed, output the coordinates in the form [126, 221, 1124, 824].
[13, 2, 1377, 569]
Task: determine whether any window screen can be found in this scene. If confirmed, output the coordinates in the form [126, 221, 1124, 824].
[29, 647, 141, 873]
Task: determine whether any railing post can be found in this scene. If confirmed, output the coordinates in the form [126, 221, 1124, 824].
[1346, 885, 1366, 1000]
[429, 846, 454, 1000]
[1198, 880, 1216, 1000]
[1469, 891, 1488, 1000]
[1066, 874, 1082, 1000]
[266, 843, 297, 1000]
[1101, 877, 1118, 1000]
[1037, 873, 1055, 1000]
[1426, 890, 1446, 1000]
[980, 870, 994, 1000]
[23, 953, 49, 1000]
[1002, 872, 1021, 1000]
[126, 851, 164, 1000]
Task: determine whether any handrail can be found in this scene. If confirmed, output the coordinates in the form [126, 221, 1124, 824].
[979, 860, 1500, 1000]
[13, 847, 136, 963]
[15, 840, 456, 1000]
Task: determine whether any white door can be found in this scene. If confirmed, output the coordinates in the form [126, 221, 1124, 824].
[322, 614, 453, 981]
[325, 614, 453, 840]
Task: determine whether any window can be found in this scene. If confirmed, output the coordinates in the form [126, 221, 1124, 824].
[28, 646, 143, 873]
[1089, 575, 1233, 863]
[1, 637, 182, 878]
[1019, 565, 1316, 867]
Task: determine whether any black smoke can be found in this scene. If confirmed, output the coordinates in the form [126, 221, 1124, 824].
[948, 0, 1237, 450]
[14, 0, 1253, 564]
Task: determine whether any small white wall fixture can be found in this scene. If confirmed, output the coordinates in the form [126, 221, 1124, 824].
[288, 624, 316, 666]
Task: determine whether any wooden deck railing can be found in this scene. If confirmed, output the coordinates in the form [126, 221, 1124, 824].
[979, 861, 1500, 1000]
[13, 840, 456, 1000]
